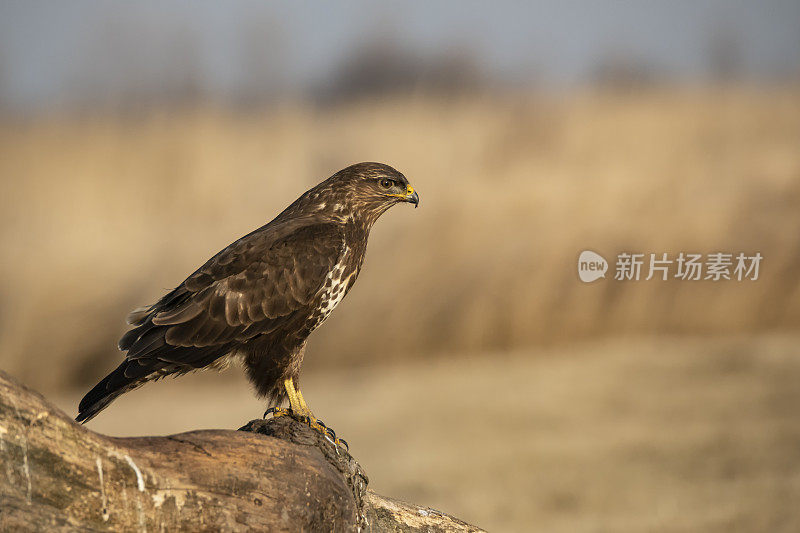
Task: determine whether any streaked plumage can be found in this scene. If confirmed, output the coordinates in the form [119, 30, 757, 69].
[77, 162, 418, 423]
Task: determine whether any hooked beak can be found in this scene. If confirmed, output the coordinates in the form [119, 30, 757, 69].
[405, 186, 420, 208]
[387, 184, 420, 208]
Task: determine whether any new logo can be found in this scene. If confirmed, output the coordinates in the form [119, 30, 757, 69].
[578, 250, 608, 282]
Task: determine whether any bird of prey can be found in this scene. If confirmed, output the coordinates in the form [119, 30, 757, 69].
[76, 162, 419, 435]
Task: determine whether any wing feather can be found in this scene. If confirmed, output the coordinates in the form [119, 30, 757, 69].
[151, 300, 204, 326]
[124, 219, 346, 365]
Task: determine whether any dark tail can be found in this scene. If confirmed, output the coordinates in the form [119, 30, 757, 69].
[78, 289, 231, 423]
[76, 359, 159, 424]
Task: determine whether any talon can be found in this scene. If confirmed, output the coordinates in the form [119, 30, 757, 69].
[312, 419, 338, 442]
[279, 378, 350, 451]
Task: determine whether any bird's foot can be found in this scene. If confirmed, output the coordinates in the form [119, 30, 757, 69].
[306, 417, 349, 452]
[263, 407, 349, 451]
[263, 406, 293, 419]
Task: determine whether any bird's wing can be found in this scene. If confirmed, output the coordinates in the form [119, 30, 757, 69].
[120, 218, 346, 366]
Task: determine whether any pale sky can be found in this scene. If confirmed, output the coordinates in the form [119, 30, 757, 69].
[1, 1, 798, 111]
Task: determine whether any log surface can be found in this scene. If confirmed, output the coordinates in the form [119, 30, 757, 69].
[0, 370, 483, 532]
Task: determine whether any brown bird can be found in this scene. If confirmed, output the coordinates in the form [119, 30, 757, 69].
[76, 162, 419, 435]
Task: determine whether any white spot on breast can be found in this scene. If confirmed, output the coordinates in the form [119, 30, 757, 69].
[311, 247, 354, 329]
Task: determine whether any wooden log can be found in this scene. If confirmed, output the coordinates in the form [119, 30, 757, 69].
[0, 370, 483, 532]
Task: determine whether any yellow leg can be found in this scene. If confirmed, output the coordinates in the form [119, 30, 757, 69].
[297, 388, 312, 415]
[284, 378, 312, 418]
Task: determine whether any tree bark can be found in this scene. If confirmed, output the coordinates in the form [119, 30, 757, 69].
[0, 370, 483, 532]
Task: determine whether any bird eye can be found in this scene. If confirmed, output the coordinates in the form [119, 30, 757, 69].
[379, 178, 395, 190]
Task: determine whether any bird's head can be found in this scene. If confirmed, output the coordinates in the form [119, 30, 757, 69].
[309, 162, 419, 225]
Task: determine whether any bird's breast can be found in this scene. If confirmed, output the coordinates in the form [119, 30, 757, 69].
[306, 247, 358, 331]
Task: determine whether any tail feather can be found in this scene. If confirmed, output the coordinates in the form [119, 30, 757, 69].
[79, 290, 233, 423]
[76, 360, 159, 423]
[118, 322, 148, 351]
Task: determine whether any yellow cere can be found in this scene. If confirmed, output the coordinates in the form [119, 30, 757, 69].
[388, 185, 415, 199]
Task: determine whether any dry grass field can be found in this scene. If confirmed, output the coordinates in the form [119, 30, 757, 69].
[1, 87, 799, 392]
[50, 334, 800, 532]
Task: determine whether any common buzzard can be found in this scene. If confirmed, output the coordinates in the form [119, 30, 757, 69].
[76, 162, 419, 435]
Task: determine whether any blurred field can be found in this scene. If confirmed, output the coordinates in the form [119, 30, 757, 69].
[1, 87, 799, 392]
[50, 334, 800, 532]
